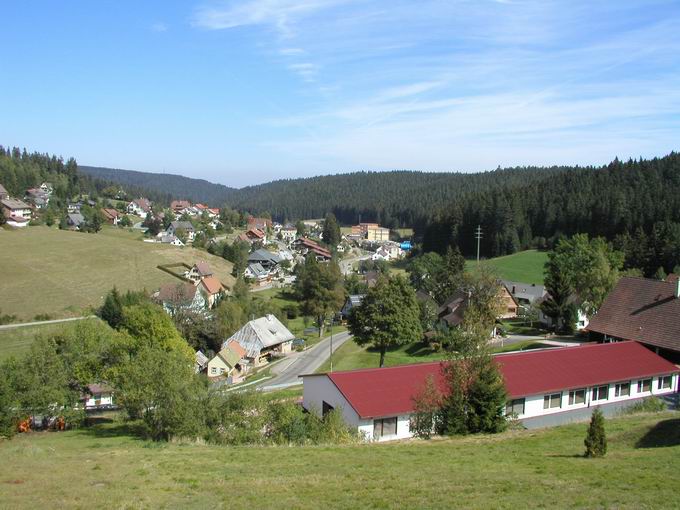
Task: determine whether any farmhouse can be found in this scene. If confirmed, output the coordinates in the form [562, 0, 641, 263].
[186, 261, 213, 283]
[248, 248, 281, 270]
[226, 314, 295, 366]
[171, 200, 191, 213]
[244, 228, 266, 243]
[101, 208, 121, 225]
[438, 284, 517, 329]
[293, 237, 332, 261]
[1, 197, 32, 227]
[341, 294, 365, 319]
[302, 341, 678, 441]
[127, 198, 152, 216]
[167, 221, 196, 242]
[66, 213, 86, 230]
[25, 187, 50, 208]
[244, 262, 270, 283]
[587, 276, 680, 362]
[247, 216, 272, 231]
[156, 282, 206, 314]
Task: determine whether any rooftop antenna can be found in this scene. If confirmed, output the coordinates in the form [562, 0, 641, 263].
[475, 225, 483, 267]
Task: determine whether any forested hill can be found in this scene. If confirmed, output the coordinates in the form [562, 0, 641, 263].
[79, 164, 570, 226]
[80, 166, 237, 206]
[421, 152, 680, 273]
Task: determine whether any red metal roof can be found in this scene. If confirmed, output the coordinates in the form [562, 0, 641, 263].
[321, 342, 678, 419]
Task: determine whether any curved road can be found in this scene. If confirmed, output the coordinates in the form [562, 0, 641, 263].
[259, 331, 352, 390]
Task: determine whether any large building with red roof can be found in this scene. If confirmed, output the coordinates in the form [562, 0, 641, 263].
[302, 342, 678, 441]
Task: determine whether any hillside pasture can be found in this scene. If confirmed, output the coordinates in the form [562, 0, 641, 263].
[467, 249, 548, 285]
[1, 411, 678, 508]
[0, 226, 235, 320]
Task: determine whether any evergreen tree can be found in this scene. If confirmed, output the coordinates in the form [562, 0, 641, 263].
[465, 359, 507, 433]
[322, 212, 341, 248]
[100, 287, 124, 329]
[584, 408, 607, 458]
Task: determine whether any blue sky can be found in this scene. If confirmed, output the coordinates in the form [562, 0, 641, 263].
[2, 1, 680, 187]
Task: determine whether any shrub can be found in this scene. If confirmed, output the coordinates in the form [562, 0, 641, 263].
[623, 397, 667, 415]
[584, 408, 607, 458]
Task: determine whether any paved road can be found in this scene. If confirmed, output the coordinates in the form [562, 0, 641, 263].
[0, 315, 97, 331]
[259, 331, 352, 390]
[339, 252, 371, 275]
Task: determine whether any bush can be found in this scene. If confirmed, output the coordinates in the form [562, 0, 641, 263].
[33, 313, 53, 321]
[584, 408, 607, 458]
[623, 397, 667, 415]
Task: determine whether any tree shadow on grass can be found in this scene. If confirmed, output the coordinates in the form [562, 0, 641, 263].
[635, 418, 680, 449]
[75, 418, 147, 441]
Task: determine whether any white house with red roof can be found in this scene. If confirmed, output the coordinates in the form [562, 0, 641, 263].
[301, 342, 678, 441]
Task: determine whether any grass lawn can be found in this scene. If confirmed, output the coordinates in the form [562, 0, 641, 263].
[0, 318, 102, 361]
[1, 411, 678, 508]
[0, 226, 235, 321]
[466, 249, 548, 285]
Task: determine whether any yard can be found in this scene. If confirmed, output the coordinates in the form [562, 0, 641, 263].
[1, 411, 678, 508]
[0, 226, 235, 321]
[466, 249, 548, 285]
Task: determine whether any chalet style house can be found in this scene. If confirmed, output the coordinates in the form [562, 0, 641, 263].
[587, 275, 680, 362]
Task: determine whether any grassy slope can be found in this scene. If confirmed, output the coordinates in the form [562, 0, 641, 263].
[0, 226, 235, 320]
[1, 412, 678, 508]
[467, 250, 548, 285]
[0, 318, 102, 361]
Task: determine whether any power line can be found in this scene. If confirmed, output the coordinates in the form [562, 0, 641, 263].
[475, 225, 483, 266]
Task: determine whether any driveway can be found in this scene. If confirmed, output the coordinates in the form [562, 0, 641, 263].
[259, 331, 352, 390]
[0, 315, 96, 330]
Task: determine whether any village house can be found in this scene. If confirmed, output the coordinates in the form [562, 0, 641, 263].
[127, 197, 152, 216]
[171, 200, 191, 213]
[244, 262, 271, 284]
[437, 284, 518, 331]
[101, 208, 121, 225]
[25, 187, 50, 208]
[227, 315, 295, 366]
[195, 350, 209, 373]
[82, 383, 115, 410]
[587, 275, 680, 362]
[185, 261, 213, 283]
[341, 294, 365, 319]
[166, 220, 196, 242]
[244, 227, 266, 244]
[156, 282, 206, 314]
[159, 234, 184, 246]
[207, 340, 249, 383]
[248, 248, 281, 271]
[302, 341, 679, 441]
[280, 224, 297, 242]
[198, 276, 225, 308]
[293, 237, 332, 261]
[248, 216, 272, 232]
[1, 197, 32, 227]
[66, 213, 86, 230]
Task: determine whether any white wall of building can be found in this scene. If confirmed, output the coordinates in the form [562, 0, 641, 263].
[509, 374, 678, 419]
[302, 375, 362, 430]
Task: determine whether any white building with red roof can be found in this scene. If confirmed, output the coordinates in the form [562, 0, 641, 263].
[302, 342, 678, 441]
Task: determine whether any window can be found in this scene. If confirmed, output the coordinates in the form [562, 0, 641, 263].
[592, 385, 609, 401]
[543, 393, 562, 409]
[568, 389, 586, 405]
[637, 379, 652, 393]
[615, 382, 630, 397]
[373, 417, 398, 438]
[211, 367, 217, 375]
[658, 376, 672, 390]
[505, 398, 525, 416]
[322, 401, 334, 417]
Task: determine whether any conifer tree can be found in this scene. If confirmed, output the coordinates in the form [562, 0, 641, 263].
[584, 408, 607, 458]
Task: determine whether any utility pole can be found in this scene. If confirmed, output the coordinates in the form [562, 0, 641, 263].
[475, 225, 483, 266]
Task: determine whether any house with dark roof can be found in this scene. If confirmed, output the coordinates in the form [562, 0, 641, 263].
[248, 248, 280, 270]
[167, 221, 195, 242]
[225, 314, 295, 366]
[244, 262, 270, 283]
[66, 213, 86, 230]
[587, 276, 680, 362]
[302, 341, 679, 441]
[341, 294, 365, 318]
[437, 284, 518, 330]
[155, 282, 206, 314]
[82, 383, 115, 409]
[1, 197, 32, 227]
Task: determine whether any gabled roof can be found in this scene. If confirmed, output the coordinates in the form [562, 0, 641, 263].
[248, 248, 280, 264]
[246, 228, 265, 239]
[247, 262, 268, 277]
[194, 261, 213, 276]
[587, 276, 680, 352]
[200, 276, 224, 295]
[502, 280, 547, 302]
[131, 198, 151, 211]
[225, 314, 295, 358]
[169, 220, 194, 231]
[101, 208, 120, 220]
[1, 198, 31, 210]
[158, 282, 198, 303]
[195, 350, 209, 368]
[67, 213, 85, 226]
[312, 341, 678, 419]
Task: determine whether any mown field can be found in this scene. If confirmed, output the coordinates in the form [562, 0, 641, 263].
[1, 412, 678, 508]
[0, 226, 235, 321]
[316, 338, 547, 373]
[467, 249, 548, 285]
